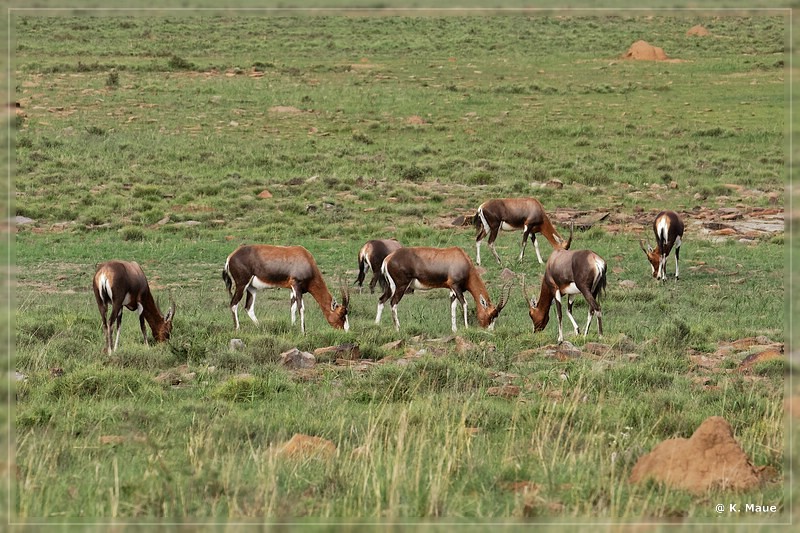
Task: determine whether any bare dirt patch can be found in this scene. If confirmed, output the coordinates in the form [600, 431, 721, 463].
[268, 105, 303, 114]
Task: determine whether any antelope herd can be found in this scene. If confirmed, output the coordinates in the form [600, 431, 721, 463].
[92, 197, 685, 352]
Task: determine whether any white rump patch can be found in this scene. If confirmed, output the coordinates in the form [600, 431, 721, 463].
[656, 217, 669, 242]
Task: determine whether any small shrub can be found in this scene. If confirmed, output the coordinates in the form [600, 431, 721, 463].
[119, 226, 145, 241]
[168, 55, 195, 70]
[105, 70, 119, 88]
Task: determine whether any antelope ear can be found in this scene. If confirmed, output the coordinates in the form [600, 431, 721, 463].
[480, 295, 488, 309]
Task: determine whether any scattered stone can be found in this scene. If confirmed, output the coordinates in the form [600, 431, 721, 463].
[668, 181, 679, 190]
[257, 189, 273, 199]
[49, 367, 64, 378]
[229, 338, 245, 351]
[13, 216, 35, 225]
[487, 385, 521, 398]
[686, 24, 711, 37]
[14, 371, 27, 382]
[280, 348, 316, 369]
[454, 336, 478, 354]
[174, 220, 201, 227]
[618, 280, 637, 289]
[154, 364, 196, 387]
[500, 268, 516, 281]
[381, 339, 405, 350]
[546, 179, 563, 189]
[155, 215, 170, 225]
[738, 348, 784, 373]
[278, 434, 336, 460]
[542, 341, 582, 360]
[269, 105, 302, 114]
[629, 416, 764, 493]
[314, 343, 360, 360]
[584, 342, 612, 356]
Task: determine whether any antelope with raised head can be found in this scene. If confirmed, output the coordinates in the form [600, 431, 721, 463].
[639, 210, 684, 281]
[375, 246, 512, 332]
[222, 245, 349, 333]
[355, 238, 403, 293]
[474, 197, 571, 266]
[522, 245, 607, 344]
[92, 260, 175, 353]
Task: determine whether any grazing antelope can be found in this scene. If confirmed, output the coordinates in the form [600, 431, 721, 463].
[92, 260, 175, 353]
[640, 210, 684, 281]
[222, 245, 349, 333]
[375, 246, 511, 332]
[355, 239, 403, 293]
[522, 247, 607, 344]
[474, 197, 571, 266]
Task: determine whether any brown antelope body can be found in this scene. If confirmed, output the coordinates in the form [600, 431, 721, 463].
[376, 246, 511, 332]
[640, 210, 684, 281]
[474, 197, 571, 265]
[524, 249, 607, 343]
[355, 239, 403, 293]
[92, 260, 175, 353]
[222, 245, 349, 333]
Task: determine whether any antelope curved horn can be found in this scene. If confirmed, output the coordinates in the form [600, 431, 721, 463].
[165, 293, 176, 320]
[564, 221, 574, 250]
[339, 276, 350, 307]
[520, 274, 532, 307]
[497, 280, 514, 311]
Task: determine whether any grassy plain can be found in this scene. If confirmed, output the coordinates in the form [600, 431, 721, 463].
[9, 13, 791, 525]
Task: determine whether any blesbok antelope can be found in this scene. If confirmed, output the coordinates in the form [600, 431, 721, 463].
[355, 239, 403, 293]
[522, 248, 607, 344]
[92, 260, 175, 353]
[639, 210, 684, 281]
[474, 197, 571, 266]
[375, 246, 512, 332]
[222, 245, 349, 333]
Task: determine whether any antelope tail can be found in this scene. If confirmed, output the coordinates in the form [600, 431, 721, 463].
[222, 260, 233, 297]
[592, 258, 608, 297]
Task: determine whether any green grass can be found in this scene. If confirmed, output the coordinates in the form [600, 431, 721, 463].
[10, 13, 790, 524]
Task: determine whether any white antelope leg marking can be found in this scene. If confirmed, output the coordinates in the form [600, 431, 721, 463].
[391, 304, 400, 331]
[290, 289, 298, 325]
[450, 291, 458, 332]
[674, 235, 682, 279]
[554, 291, 564, 343]
[231, 304, 241, 330]
[113, 312, 123, 351]
[299, 295, 306, 334]
[476, 207, 492, 265]
[136, 302, 149, 346]
[375, 302, 384, 324]
[518, 225, 528, 261]
[533, 234, 544, 264]
[565, 295, 580, 334]
[462, 300, 468, 329]
[245, 287, 259, 325]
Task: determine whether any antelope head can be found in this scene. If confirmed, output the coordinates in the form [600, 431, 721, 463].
[639, 239, 660, 278]
[477, 281, 513, 330]
[521, 274, 548, 332]
[329, 282, 350, 331]
[156, 296, 176, 342]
